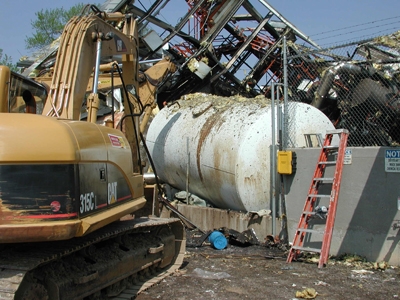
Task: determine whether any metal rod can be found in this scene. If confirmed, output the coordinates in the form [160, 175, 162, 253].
[271, 82, 276, 237]
[258, 0, 321, 49]
[281, 37, 289, 219]
[152, 185, 156, 216]
[111, 66, 115, 124]
[283, 36, 288, 150]
[271, 81, 285, 237]
[280, 38, 289, 243]
[275, 85, 283, 220]
[186, 137, 190, 205]
[276, 85, 282, 151]
[92, 38, 102, 95]
[139, 58, 163, 64]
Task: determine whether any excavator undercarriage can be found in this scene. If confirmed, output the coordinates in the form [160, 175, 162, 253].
[0, 217, 185, 300]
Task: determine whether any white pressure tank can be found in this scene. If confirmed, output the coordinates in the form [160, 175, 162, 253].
[146, 94, 335, 212]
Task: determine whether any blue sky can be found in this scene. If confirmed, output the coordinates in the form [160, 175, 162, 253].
[1, 0, 399, 64]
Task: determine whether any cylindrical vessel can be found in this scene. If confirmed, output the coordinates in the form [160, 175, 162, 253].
[146, 95, 335, 212]
[208, 231, 228, 250]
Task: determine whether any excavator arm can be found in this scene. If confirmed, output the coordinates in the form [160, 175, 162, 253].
[43, 8, 139, 121]
[40, 7, 144, 172]
[37, 7, 177, 159]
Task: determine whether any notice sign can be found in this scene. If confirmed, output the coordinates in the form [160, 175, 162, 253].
[343, 149, 352, 165]
[385, 149, 400, 172]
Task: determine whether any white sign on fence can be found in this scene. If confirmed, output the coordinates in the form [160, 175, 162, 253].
[385, 149, 400, 173]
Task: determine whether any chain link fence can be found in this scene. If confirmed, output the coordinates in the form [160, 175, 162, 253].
[283, 31, 400, 147]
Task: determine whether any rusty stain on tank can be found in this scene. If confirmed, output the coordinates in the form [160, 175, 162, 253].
[196, 104, 229, 182]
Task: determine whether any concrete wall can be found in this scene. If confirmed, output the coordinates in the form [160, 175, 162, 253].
[285, 147, 400, 265]
[175, 204, 275, 242]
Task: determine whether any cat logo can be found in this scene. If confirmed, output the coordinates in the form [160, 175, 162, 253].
[108, 182, 118, 204]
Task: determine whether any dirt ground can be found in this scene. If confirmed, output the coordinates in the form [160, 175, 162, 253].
[136, 232, 400, 300]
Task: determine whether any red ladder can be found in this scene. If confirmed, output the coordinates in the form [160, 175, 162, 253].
[286, 129, 349, 268]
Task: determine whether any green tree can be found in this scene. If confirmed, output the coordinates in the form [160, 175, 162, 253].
[0, 49, 17, 71]
[25, 3, 86, 51]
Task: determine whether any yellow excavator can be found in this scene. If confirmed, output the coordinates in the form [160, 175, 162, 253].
[0, 5, 184, 299]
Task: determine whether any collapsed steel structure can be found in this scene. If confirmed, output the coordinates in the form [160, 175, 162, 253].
[21, 0, 400, 146]
[94, 0, 400, 146]
[120, 0, 322, 102]
[22, 0, 321, 101]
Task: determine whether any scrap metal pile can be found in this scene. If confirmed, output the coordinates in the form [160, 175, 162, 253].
[22, 0, 400, 146]
[285, 32, 400, 146]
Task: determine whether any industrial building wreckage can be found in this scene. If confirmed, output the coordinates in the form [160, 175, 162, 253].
[16, 0, 400, 228]
[0, 2, 397, 298]
[22, 0, 400, 148]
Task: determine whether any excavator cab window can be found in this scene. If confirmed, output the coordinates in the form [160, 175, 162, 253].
[8, 71, 47, 114]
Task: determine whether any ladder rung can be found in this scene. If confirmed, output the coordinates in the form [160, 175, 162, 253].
[313, 177, 334, 181]
[291, 246, 321, 253]
[323, 145, 339, 149]
[302, 211, 316, 215]
[308, 194, 331, 198]
[297, 229, 319, 233]
[319, 161, 337, 165]
[326, 129, 349, 135]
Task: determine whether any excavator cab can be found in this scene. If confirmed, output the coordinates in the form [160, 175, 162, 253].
[0, 66, 47, 113]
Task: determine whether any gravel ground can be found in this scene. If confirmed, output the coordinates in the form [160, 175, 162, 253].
[136, 237, 400, 300]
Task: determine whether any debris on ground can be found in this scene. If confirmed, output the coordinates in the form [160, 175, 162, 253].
[351, 269, 374, 274]
[314, 280, 330, 286]
[190, 268, 231, 280]
[220, 228, 260, 246]
[136, 244, 400, 300]
[295, 287, 318, 299]
[185, 227, 261, 249]
[374, 261, 388, 270]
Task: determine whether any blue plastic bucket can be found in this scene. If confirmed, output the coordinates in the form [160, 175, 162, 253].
[208, 231, 228, 250]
